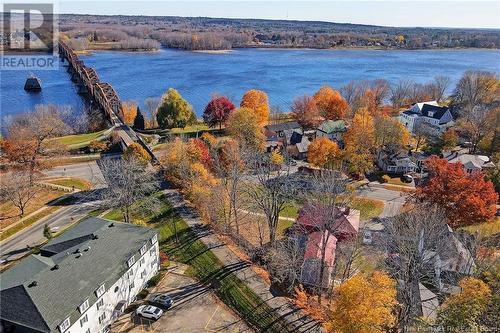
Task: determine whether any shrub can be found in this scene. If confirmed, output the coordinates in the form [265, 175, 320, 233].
[147, 273, 164, 288]
[137, 289, 149, 300]
[381, 175, 391, 183]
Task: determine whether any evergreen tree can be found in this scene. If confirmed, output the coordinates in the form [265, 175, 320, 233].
[133, 107, 146, 130]
[43, 224, 52, 240]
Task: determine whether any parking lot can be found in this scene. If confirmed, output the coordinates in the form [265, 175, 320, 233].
[111, 270, 253, 333]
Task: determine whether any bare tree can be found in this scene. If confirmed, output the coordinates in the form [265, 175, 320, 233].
[98, 157, 159, 223]
[390, 79, 415, 108]
[144, 97, 161, 128]
[452, 71, 499, 119]
[431, 76, 451, 102]
[243, 152, 294, 246]
[0, 171, 40, 217]
[383, 205, 451, 332]
[264, 236, 304, 292]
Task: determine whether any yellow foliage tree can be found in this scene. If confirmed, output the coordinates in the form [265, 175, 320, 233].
[226, 107, 265, 151]
[121, 101, 138, 126]
[313, 85, 349, 120]
[123, 142, 151, 164]
[307, 137, 341, 169]
[326, 271, 398, 333]
[270, 150, 284, 165]
[374, 115, 411, 148]
[240, 89, 270, 126]
[344, 108, 376, 175]
[437, 277, 492, 332]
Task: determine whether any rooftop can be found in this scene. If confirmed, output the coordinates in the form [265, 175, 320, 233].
[317, 120, 346, 134]
[264, 121, 301, 133]
[0, 217, 158, 333]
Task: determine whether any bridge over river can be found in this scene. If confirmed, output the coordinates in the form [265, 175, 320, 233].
[58, 41, 157, 163]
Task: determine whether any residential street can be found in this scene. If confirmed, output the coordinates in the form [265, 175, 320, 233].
[43, 161, 106, 187]
[356, 185, 407, 217]
[0, 200, 100, 262]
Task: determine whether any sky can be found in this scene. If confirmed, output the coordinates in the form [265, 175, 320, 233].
[41, 1, 500, 29]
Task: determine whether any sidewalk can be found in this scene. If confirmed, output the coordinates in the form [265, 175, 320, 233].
[164, 189, 325, 333]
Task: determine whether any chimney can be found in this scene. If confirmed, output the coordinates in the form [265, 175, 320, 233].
[344, 207, 350, 216]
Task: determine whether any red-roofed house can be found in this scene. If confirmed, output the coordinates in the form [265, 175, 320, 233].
[296, 204, 360, 241]
[300, 231, 337, 288]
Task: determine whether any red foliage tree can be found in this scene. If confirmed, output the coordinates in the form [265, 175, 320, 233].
[416, 157, 498, 227]
[203, 96, 235, 129]
[291, 95, 321, 129]
[189, 138, 212, 170]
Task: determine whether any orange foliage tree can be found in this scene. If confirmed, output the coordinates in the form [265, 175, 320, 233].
[415, 156, 498, 227]
[326, 271, 398, 333]
[313, 85, 348, 120]
[291, 95, 321, 129]
[123, 142, 151, 164]
[307, 137, 341, 169]
[121, 101, 138, 126]
[226, 107, 265, 151]
[240, 89, 270, 126]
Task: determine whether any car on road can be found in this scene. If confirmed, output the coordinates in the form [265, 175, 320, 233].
[136, 305, 163, 320]
[150, 294, 174, 309]
[401, 174, 414, 183]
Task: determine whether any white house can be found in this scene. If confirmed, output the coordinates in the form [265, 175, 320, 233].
[444, 151, 496, 173]
[399, 101, 453, 135]
[377, 149, 418, 174]
[0, 217, 160, 333]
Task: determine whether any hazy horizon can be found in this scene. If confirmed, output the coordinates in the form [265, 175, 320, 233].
[54, 1, 499, 29]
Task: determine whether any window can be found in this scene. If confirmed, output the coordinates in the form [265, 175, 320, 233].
[85, 329, 90, 333]
[128, 268, 134, 278]
[127, 255, 136, 268]
[139, 257, 145, 267]
[95, 284, 106, 298]
[98, 312, 106, 324]
[78, 299, 89, 314]
[129, 282, 135, 291]
[96, 298, 104, 310]
[80, 314, 88, 327]
[151, 260, 157, 269]
[59, 317, 71, 332]
[149, 247, 156, 256]
[150, 234, 158, 244]
[141, 269, 147, 279]
[140, 244, 147, 255]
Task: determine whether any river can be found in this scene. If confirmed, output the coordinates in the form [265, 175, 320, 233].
[1, 48, 499, 121]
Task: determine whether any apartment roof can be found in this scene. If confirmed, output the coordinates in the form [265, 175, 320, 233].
[317, 120, 346, 134]
[0, 217, 158, 333]
[296, 204, 360, 239]
[265, 121, 301, 133]
[446, 153, 495, 170]
[304, 231, 337, 266]
[420, 104, 449, 120]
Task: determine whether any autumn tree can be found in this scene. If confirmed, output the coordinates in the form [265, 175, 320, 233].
[133, 107, 146, 130]
[121, 101, 138, 126]
[291, 95, 321, 129]
[226, 107, 265, 151]
[344, 108, 376, 176]
[240, 89, 269, 126]
[440, 128, 459, 151]
[437, 277, 492, 332]
[0, 170, 40, 217]
[3, 104, 69, 178]
[98, 157, 158, 223]
[123, 142, 151, 164]
[313, 85, 348, 120]
[415, 157, 498, 227]
[452, 71, 499, 117]
[326, 271, 398, 333]
[457, 107, 499, 154]
[156, 88, 196, 129]
[307, 137, 341, 169]
[203, 95, 235, 129]
[374, 115, 411, 148]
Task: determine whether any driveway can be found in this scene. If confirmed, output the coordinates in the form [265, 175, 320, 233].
[112, 272, 253, 333]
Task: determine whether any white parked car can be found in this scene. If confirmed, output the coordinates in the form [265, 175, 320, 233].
[136, 305, 163, 320]
[150, 294, 174, 309]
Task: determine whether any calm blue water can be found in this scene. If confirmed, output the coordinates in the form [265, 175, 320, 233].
[2, 48, 500, 120]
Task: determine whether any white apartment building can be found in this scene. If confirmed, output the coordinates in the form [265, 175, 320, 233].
[0, 217, 159, 333]
[399, 101, 453, 134]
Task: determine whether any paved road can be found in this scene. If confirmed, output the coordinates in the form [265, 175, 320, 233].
[356, 185, 407, 218]
[43, 161, 106, 187]
[0, 199, 100, 262]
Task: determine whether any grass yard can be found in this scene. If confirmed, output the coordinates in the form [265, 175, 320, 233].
[169, 124, 211, 134]
[462, 218, 500, 237]
[46, 178, 91, 191]
[51, 129, 107, 147]
[103, 194, 287, 332]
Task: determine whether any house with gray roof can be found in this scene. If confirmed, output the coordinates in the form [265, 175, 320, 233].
[398, 101, 453, 135]
[0, 217, 159, 333]
[316, 120, 347, 144]
[444, 150, 495, 173]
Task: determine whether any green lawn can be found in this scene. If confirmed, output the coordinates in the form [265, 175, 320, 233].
[103, 195, 287, 332]
[51, 129, 107, 147]
[47, 178, 91, 190]
[462, 218, 500, 237]
[280, 197, 384, 222]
